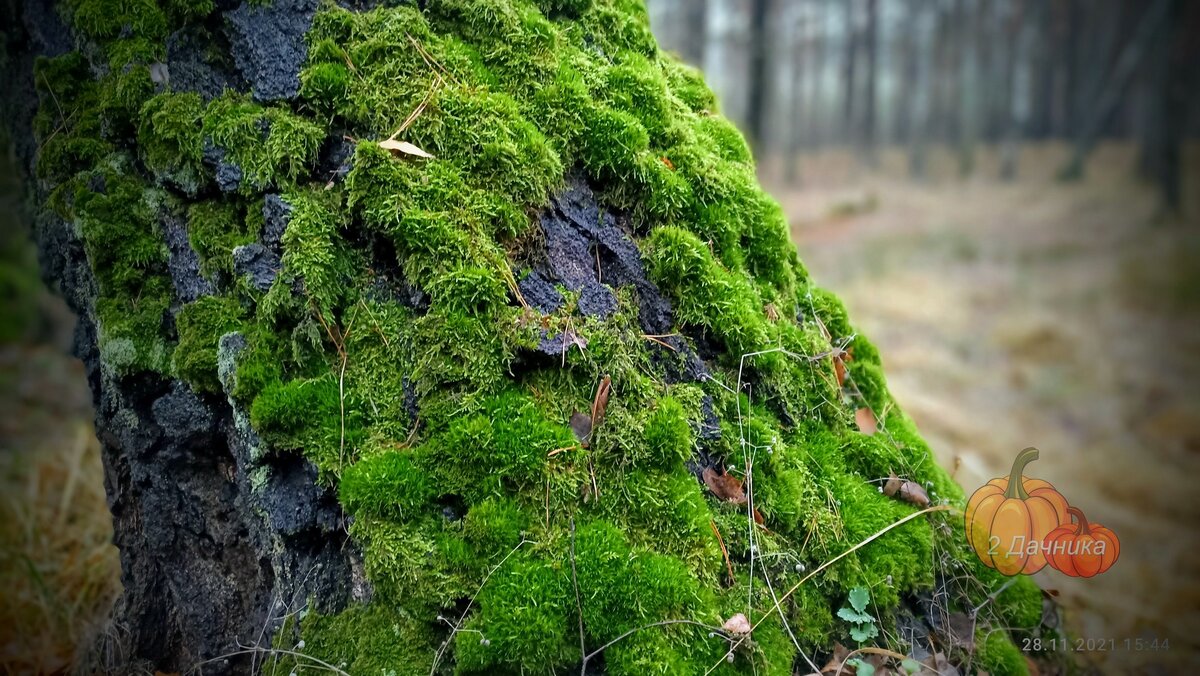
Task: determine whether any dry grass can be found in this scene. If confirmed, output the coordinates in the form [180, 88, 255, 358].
[0, 416, 119, 674]
[774, 141, 1200, 673]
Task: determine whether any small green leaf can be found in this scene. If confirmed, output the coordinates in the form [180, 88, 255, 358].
[849, 586, 870, 613]
[849, 622, 879, 643]
[900, 658, 922, 674]
[837, 606, 873, 624]
[848, 658, 875, 676]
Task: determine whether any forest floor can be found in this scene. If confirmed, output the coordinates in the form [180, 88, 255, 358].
[770, 142, 1200, 674]
[1, 142, 1197, 673]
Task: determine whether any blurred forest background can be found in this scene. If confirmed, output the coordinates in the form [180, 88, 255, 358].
[2, 0, 1199, 672]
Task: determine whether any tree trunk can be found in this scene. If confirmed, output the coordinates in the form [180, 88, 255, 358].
[682, 0, 708, 68]
[999, 0, 1035, 181]
[1059, 0, 1174, 180]
[785, 4, 807, 185]
[745, 0, 773, 152]
[1, 1, 1046, 674]
[860, 0, 878, 167]
[841, 0, 858, 146]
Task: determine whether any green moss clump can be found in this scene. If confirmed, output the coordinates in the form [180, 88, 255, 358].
[976, 630, 1030, 676]
[204, 94, 325, 193]
[639, 396, 693, 467]
[139, 93, 208, 193]
[174, 295, 246, 392]
[186, 199, 257, 280]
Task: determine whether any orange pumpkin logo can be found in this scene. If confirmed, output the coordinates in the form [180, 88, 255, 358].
[965, 447, 1069, 576]
[1043, 507, 1120, 577]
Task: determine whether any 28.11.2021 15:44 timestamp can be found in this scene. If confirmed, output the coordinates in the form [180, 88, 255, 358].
[1020, 637, 1170, 653]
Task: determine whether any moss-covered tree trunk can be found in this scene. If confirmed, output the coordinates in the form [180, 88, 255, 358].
[2, 1, 1044, 674]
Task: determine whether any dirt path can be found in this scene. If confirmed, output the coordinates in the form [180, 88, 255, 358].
[776, 145, 1200, 673]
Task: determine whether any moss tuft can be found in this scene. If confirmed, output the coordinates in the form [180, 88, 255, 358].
[174, 295, 246, 393]
[976, 629, 1031, 676]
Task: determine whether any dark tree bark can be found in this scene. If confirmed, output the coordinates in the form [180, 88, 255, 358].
[998, 0, 1034, 181]
[1, 3, 357, 672]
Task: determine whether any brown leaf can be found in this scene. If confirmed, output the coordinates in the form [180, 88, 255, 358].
[820, 643, 852, 674]
[833, 347, 853, 387]
[660, 156, 675, 170]
[883, 472, 930, 507]
[753, 508, 765, 525]
[855, 407, 877, 435]
[570, 411, 592, 447]
[944, 612, 975, 652]
[900, 481, 930, 507]
[722, 612, 751, 634]
[883, 472, 902, 497]
[921, 652, 960, 676]
[378, 138, 434, 158]
[590, 375, 611, 428]
[702, 466, 747, 504]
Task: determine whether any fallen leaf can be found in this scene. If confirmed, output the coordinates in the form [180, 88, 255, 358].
[942, 612, 975, 652]
[833, 347, 853, 387]
[883, 472, 930, 508]
[921, 652, 960, 676]
[591, 375, 611, 428]
[660, 156, 675, 170]
[820, 643, 852, 674]
[378, 138, 434, 158]
[702, 466, 747, 504]
[855, 407, 877, 435]
[570, 411, 592, 447]
[753, 508, 765, 525]
[722, 612, 751, 635]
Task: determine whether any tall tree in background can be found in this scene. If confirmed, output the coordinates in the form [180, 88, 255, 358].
[909, 0, 936, 179]
[745, 0, 773, 150]
[786, 3, 808, 183]
[682, 0, 708, 67]
[861, 0, 879, 166]
[998, 0, 1034, 180]
[841, 0, 858, 145]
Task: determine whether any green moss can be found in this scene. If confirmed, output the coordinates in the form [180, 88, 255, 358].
[204, 94, 325, 193]
[186, 199, 257, 279]
[645, 225, 770, 358]
[976, 630, 1030, 676]
[280, 189, 360, 313]
[174, 296, 246, 392]
[639, 396, 693, 467]
[271, 603, 438, 676]
[67, 0, 168, 42]
[454, 552, 576, 672]
[139, 93, 208, 193]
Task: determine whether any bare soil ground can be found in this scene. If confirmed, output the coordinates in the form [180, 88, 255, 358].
[772, 143, 1200, 673]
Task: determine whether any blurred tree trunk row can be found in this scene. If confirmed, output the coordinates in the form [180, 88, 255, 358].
[648, 0, 1200, 214]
